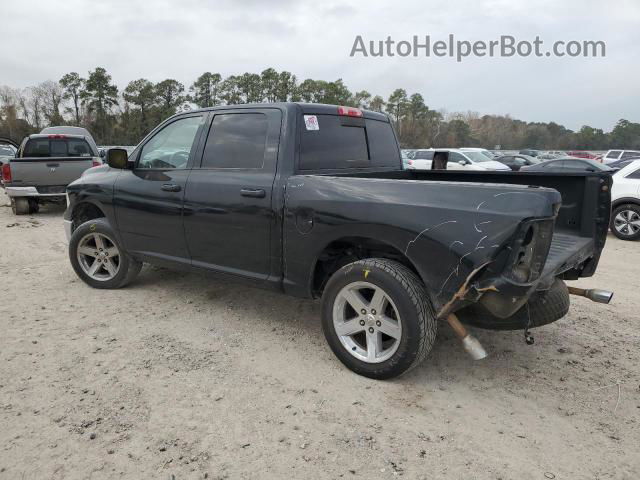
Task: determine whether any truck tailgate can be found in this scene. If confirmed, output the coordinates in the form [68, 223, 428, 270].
[9, 157, 94, 188]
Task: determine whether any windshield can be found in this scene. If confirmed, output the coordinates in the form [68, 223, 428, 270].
[464, 151, 493, 163]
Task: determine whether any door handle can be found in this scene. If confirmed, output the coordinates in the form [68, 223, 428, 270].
[161, 183, 181, 192]
[240, 188, 266, 198]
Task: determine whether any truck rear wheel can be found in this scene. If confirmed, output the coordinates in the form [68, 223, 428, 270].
[11, 197, 30, 215]
[69, 218, 143, 289]
[321, 258, 437, 379]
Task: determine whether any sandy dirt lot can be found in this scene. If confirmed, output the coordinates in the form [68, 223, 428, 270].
[0, 189, 639, 480]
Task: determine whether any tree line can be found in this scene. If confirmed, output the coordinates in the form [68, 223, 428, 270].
[1, 66, 639, 150]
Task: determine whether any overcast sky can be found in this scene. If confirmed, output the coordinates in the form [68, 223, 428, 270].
[1, 0, 638, 131]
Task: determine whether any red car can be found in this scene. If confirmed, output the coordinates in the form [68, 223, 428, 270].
[567, 151, 603, 162]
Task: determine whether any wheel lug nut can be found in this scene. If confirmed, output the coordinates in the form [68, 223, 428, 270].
[359, 320, 365, 326]
[368, 327, 374, 333]
[376, 321, 381, 327]
[371, 309, 376, 315]
[360, 309, 366, 314]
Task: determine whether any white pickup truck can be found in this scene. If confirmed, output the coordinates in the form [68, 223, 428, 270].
[2, 131, 103, 215]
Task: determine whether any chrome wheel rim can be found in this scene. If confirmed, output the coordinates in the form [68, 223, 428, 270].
[77, 233, 121, 281]
[332, 281, 402, 364]
[614, 209, 640, 236]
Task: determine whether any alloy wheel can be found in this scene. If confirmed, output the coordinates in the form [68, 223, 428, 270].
[332, 281, 402, 363]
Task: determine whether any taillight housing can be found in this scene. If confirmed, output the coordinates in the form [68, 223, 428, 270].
[337, 106, 363, 117]
[505, 219, 554, 283]
[1, 163, 11, 183]
[92, 160, 101, 167]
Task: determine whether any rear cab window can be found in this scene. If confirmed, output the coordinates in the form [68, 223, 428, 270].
[298, 111, 400, 171]
[23, 137, 93, 158]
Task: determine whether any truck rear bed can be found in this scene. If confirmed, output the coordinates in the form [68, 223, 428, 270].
[334, 168, 611, 281]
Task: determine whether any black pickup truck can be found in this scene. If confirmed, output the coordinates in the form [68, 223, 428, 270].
[64, 103, 612, 379]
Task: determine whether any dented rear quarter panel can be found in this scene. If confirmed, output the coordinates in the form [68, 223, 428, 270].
[283, 175, 561, 312]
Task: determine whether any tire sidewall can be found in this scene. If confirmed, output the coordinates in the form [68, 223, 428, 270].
[321, 261, 426, 379]
[12, 197, 29, 215]
[611, 204, 640, 240]
[69, 218, 132, 289]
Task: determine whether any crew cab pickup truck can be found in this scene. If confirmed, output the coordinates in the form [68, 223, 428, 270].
[63, 103, 612, 379]
[3, 133, 102, 215]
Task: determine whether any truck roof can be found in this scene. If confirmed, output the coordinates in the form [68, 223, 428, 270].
[183, 102, 390, 122]
[40, 126, 95, 139]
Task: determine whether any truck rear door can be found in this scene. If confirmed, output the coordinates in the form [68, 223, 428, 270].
[11, 137, 96, 190]
[183, 108, 282, 281]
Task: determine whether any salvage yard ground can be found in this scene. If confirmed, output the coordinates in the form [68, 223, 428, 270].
[0, 189, 639, 479]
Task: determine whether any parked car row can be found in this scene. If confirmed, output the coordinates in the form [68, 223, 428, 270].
[401, 148, 638, 174]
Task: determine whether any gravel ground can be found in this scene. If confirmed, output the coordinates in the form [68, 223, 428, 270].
[0, 190, 639, 480]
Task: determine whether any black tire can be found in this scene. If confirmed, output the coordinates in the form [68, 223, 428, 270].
[458, 279, 570, 330]
[11, 197, 30, 215]
[321, 258, 437, 380]
[69, 218, 143, 289]
[28, 198, 39, 214]
[610, 203, 640, 241]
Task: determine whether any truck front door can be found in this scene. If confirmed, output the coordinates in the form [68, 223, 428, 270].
[113, 114, 207, 263]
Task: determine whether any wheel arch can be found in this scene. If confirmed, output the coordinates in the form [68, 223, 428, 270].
[70, 201, 107, 232]
[310, 235, 424, 298]
[611, 197, 640, 210]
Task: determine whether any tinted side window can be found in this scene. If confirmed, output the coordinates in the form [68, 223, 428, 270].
[138, 116, 203, 169]
[621, 151, 640, 159]
[607, 150, 622, 159]
[202, 113, 268, 169]
[300, 115, 368, 170]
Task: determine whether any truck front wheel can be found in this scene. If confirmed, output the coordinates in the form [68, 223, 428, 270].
[69, 218, 142, 289]
[321, 258, 437, 379]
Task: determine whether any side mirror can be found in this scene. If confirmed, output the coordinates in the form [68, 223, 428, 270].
[99, 149, 106, 158]
[458, 159, 468, 165]
[107, 148, 129, 169]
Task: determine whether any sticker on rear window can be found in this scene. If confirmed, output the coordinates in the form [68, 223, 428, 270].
[304, 115, 319, 131]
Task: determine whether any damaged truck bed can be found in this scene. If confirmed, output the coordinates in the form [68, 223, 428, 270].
[64, 103, 613, 379]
